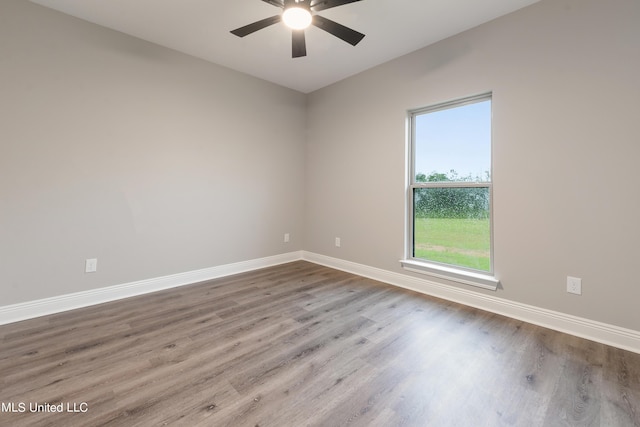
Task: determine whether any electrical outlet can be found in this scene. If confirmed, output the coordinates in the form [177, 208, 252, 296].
[284, 233, 290, 243]
[85, 258, 98, 273]
[567, 276, 581, 295]
[335, 237, 341, 247]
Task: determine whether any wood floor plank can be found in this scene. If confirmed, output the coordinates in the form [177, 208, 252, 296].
[2, 261, 640, 426]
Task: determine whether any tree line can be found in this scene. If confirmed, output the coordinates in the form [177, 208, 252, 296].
[414, 170, 490, 219]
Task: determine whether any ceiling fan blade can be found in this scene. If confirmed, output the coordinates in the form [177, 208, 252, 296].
[230, 15, 281, 38]
[310, 0, 362, 12]
[292, 30, 307, 58]
[312, 15, 365, 46]
[261, 0, 285, 8]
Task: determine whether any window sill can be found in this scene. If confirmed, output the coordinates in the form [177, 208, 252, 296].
[400, 259, 499, 291]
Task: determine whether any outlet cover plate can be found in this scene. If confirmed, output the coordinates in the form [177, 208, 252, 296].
[567, 276, 581, 295]
[85, 258, 98, 273]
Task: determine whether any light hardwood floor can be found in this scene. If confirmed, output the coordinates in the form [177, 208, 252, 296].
[1, 261, 639, 426]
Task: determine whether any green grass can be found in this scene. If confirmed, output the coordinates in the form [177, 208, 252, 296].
[414, 217, 491, 272]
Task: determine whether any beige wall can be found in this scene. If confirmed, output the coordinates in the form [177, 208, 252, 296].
[0, 0, 306, 305]
[305, 0, 640, 331]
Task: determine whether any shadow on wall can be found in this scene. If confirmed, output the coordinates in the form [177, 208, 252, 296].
[388, 39, 474, 83]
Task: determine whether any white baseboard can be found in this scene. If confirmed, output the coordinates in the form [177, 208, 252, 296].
[0, 251, 303, 326]
[3, 250, 639, 354]
[301, 251, 640, 355]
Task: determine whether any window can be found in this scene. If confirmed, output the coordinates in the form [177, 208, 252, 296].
[402, 93, 498, 290]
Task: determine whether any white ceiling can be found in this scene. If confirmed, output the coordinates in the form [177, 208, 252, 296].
[31, 0, 539, 93]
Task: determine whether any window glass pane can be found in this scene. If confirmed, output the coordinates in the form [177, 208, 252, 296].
[413, 187, 490, 272]
[414, 100, 491, 183]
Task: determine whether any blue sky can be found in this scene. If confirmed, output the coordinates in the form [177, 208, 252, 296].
[415, 99, 491, 181]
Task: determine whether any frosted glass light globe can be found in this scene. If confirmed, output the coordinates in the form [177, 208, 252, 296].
[282, 7, 312, 30]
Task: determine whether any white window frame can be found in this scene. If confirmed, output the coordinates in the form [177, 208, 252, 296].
[401, 93, 499, 291]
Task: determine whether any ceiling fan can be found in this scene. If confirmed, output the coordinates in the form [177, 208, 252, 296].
[230, 0, 365, 58]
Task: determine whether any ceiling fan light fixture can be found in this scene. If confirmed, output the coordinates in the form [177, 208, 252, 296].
[230, 0, 366, 58]
[282, 7, 312, 30]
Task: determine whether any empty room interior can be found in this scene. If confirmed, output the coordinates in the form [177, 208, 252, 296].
[1, 0, 639, 425]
